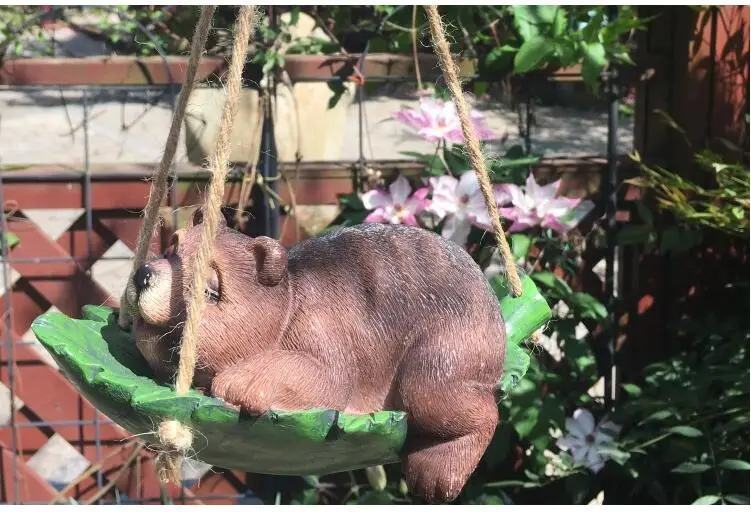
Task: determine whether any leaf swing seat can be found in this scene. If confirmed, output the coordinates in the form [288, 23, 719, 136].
[30, 275, 550, 476]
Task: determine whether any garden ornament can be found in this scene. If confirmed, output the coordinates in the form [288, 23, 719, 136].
[30, 4, 552, 504]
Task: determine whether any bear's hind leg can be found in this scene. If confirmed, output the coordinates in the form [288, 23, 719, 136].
[400, 386, 499, 503]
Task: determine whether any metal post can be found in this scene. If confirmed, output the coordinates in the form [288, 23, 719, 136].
[603, 5, 620, 409]
[0, 141, 20, 504]
[261, 8, 280, 240]
[81, 88, 105, 498]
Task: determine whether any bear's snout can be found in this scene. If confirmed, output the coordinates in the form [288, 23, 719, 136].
[135, 259, 175, 327]
[133, 264, 154, 295]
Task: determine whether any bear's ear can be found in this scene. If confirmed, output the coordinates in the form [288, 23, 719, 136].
[248, 236, 288, 286]
[188, 207, 227, 229]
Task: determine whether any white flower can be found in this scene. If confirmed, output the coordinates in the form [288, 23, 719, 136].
[360, 174, 430, 226]
[427, 171, 509, 246]
[495, 174, 596, 234]
[556, 408, 621, 474]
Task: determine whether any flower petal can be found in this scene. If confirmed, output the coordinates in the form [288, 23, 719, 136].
[507, 220, 537, 233]
[594, 431, 616, 445]
[429, 175, 459, 197]
[495, 185, 512, 206]
[361, 189, 392, 210]
[570, 444, 590, 465]
[503, 183, 531, 212]
[457, 170, 481, 199]
[419, 126, 451, 141]
[406, 188, 431, 214]
[529, 175, 558, 203]
[364, 210, 386, 224]
[411, 187, 430, 201]
[571, 408, 596, 436]
[441, 214, 473, 246]
[598, 420, 622, 435]
[427, 176, 461, 219]
[389, 175, 413, 206]
[560, 199, 596, 229]
[541, 214, 571, 235]
[499, 206, 521, 221]
[556, 435, 585, 452]
[586, 448, 606, 474]
[400, 212, 419, 226]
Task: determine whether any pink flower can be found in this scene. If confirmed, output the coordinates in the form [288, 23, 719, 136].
[392, 97, 497, 144]
[427, 171, 509, 245]
[494, 174, 595, 234]
[360, 174, 430, 226]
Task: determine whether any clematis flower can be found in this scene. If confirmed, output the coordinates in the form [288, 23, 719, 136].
[392, 97, 497, 144]
[427, 171, 509, 245]
[360, 174, 430, 226]
[495, 174, 595, 234]
[556, 408, 621, 474]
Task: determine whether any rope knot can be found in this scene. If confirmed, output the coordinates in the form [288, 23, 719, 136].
[158, 419, 194, 453]
[155, 419, 194, 484]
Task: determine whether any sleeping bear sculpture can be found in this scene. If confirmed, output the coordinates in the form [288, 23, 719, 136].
[128, 210, 507, 502]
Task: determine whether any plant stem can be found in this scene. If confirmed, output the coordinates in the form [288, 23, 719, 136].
[706, 427, 725, 504]
[630, 431, 673, 451]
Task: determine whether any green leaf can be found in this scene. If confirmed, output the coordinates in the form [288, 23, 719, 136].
[634, 200, 654, 226]
[671, 462, 711, 474]
[356, 490, 394, 505]
[621, 383, 642, 396]
[530, 271, 573, 298]
[399, 151, 445, 176]
[490, 274, 552, 392]
[512, 6, 567, 40]
[597, 446, 631, 465]
[444, 145, 469, 173]
[4, 231, 19, 249]
[666, 425, 703, 438]
[659, 226, 703, 255]
[692, 495, 720, 505]
[640, 409, 674, 424]
[718, 459, 751, 471]
[569, 292, 608, 320]
[581, 42, 607, 93]
[289, 7, 300, 26]
[501, 343, 531, 395]
[510, 234, 532, 261]
[327, 80, 346, 109]
[581, 12, 604, 42]
[513, 36, 555, 74]
[617, 225, 653, 246]
[473, 81, 489, 98]
[725, 494, 750, 505]
[337, 192, 365, 211]
[484, 45, 517, 72]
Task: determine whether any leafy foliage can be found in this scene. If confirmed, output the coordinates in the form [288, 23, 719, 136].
[627, 148, 749, 237]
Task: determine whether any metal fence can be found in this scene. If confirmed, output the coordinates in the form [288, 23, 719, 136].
[0, 6, 631, 505]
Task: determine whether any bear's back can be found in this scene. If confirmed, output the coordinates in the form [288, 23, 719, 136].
[287, 223, 497, 320]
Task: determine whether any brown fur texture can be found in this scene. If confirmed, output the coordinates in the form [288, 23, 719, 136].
[130, 211, 506, 502]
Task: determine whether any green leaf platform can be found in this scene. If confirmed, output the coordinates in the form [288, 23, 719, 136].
[30, 274, 550, 475]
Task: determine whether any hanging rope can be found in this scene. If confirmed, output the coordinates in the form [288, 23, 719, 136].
[118, 6, 217, 329]
[149, 6, 259, 483]
[424, 5, 523, 298]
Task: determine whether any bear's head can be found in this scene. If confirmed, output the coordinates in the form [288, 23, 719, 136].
[127, 209, 289, 386]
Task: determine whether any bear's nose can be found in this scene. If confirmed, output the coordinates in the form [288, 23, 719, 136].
[133, 264, 154, 294]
